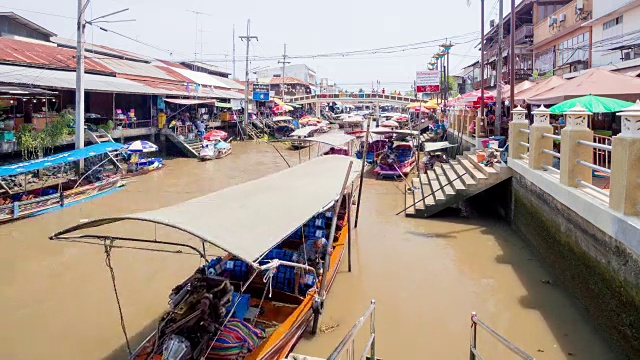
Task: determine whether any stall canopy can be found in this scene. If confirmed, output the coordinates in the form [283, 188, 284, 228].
[528, 69, 640, 105]
[289, 126, 319, 137]
[502, 80, 535, 99]
[50, 155, 360, 264]
[0, 86, 57, 95]
[0, 142, 123, 177]
[164, 98, 217, 105]
[216, 102, 233, 108]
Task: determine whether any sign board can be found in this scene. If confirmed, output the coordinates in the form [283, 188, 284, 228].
[252, 84, 270, 101]
[416, 70, 440, 93]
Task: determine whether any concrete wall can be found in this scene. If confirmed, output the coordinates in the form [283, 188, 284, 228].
[509, 173, 640, 358]
[593, 0, 636, 19]
[592, 4, 640, 68]
[533, 0, 591, 45]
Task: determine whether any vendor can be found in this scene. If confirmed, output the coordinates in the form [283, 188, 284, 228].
[293, 238, 332, 296]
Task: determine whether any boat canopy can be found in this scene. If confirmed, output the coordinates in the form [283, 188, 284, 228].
[273, 116, 293, 121]
[0, 142, 123, 177]
[50, 155, 361, 265]
[370, 128, 419, 136]
[423, 141, 456, 152]
[305, 133, 356, 147]
[289, 126, 319, 137]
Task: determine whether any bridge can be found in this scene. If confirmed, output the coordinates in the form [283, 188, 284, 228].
[288, 92, 418, 105]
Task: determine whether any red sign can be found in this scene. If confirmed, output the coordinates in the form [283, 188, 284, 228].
[416, 85, 440, 93]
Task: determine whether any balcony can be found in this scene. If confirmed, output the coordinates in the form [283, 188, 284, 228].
[515, 24, 533, 45]
[502, 68, 534, 83]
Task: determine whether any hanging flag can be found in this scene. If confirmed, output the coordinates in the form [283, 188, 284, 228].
[186, 83, 191, 93]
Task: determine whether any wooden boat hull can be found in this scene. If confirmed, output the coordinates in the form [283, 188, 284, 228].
[199, 148, 232, 161]
[0, 176, 123, 223]
[374, 155, 417, 177]
[122, 165, 164, 179]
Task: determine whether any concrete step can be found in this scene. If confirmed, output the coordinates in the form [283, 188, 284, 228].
[465, 152, 498, 177]
[440, 163, 466, 191]
[458, 158, 488, 182]
[411, 178, 425, 210]
[434, 165, 456, 196]
[426, 169, 445, 202]
[449, 160, 477, 187]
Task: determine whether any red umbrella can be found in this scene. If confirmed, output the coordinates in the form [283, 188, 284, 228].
[203, 130, 228, 141]
[273, 105, 292, 113]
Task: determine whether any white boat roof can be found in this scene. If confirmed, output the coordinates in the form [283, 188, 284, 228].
[290, 126, 319, 137]
[50, 156, 360, 265]
[305, 133, 356, 147]
[273, 116, 293, 121]
[370, 128, 419, 136]
[424, 142, 456, 152]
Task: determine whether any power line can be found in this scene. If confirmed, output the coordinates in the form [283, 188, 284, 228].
[0, 6, 75, 19]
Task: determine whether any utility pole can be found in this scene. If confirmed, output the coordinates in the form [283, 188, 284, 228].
[239, 19, 258, 129]
[278, 44, 290, 99]
[188, 10, 212, 68]
[496, 0, 504, 136]
[480, 0, 486, 148]
[76, 0, 87, 168]
[510, 0, 516, 116]
[232, 24, 236, 79]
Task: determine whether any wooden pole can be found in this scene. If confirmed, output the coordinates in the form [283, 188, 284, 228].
[354, 117, 371, 228]
[347, 185, 353, 272]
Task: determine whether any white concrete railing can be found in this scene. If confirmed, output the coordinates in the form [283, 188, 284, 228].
[508, 103, 640, 217]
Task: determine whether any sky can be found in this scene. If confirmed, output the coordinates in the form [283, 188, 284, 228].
[0, 0, 515, 92]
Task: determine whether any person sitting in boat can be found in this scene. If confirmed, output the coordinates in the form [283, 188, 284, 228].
[293, 237, 332, 296]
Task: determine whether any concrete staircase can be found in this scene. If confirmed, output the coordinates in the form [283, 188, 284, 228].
[405, 149, 512, 218]
[86, 129, 114, 144]
[162, 129, 200, 158]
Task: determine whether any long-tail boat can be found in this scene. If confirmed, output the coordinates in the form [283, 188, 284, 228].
[50, 155, 361, 360]
[305, 133, 356, 157]
[0, 142, 124, 223]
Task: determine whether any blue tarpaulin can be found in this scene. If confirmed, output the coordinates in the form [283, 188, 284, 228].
[0, 142, 123, 177]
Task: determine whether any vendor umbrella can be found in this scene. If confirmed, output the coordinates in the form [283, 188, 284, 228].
[273, 105, 293, 113]
[203, 129, 228, 141]
[548, 94, 634, 114]
[124, 140, 158, 153]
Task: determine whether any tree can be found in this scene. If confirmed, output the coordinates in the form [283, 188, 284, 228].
[16, 110, 75, 160]
[440, 75, 459, 97]
[357, 88, 364, 93]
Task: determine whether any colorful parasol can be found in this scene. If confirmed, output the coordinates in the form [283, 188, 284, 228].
[203, 130, 228, 141]
[124, 140, 158, 153]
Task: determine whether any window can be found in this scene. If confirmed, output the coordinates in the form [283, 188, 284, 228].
[556, 32, 589, 66]
[603, 16, 623, 30]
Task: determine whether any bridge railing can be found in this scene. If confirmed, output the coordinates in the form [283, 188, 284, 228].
[326, 299, 376, 360]
[508, 103, 640, 216]
[470, 312, 535, 360]
[289, 93, 417, 104]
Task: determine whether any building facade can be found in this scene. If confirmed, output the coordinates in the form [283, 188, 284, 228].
[532, 0, 593, 77]
[589, 0, 640, 70]
[256, 64, 317, 93]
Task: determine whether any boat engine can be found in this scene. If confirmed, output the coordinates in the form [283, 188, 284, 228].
[154, 269, 234, 359]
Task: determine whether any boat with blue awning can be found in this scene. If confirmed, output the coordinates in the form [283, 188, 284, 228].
[0, 142, 125, 223]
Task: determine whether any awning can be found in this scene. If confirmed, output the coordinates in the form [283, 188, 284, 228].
[0, 86, 57, 95]
[370, 128, 419, 136]
[0, 142, 123, 177]
[306, 133, 356, 147]
[164, 98, 216, 105]
[216, 102, 233, 108]
[50, 155, 360, 264]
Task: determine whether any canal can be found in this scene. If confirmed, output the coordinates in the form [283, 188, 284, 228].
[0, 142, 615, 359]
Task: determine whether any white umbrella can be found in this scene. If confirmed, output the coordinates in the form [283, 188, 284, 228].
[124, 140, 158, 153]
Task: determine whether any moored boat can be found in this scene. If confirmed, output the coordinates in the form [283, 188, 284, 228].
[122, 140, 164, 178]
[305, 133, 356, 156]
[199, 138, 232, 161]
[0, 142, 124, 223]
[273, 116, 295, 139]
[288, 126, 319, 150]
[50, 155, 361, 360]
[374, 142, 417, 178]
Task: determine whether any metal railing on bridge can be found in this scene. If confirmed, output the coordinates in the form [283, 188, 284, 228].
[288, 93, 417, 104]
[470, 312, 535, 360]
[326, 299, 377, 360]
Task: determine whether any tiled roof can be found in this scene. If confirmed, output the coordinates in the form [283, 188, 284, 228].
[0, 37, 112, 74]
[269, 76, 308, 85]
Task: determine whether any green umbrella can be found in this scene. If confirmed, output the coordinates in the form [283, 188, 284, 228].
[549, 94, 633, 114]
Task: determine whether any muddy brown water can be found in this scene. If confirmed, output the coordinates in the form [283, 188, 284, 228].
[0, 142, 614, 359]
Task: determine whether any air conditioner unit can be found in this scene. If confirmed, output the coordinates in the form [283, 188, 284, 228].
[623, 51, 632, 61]
[576, 0, 584, 11]
[548, 16, 558, 27]
[559, 13, 566, 22]
[490, 19, 496, 28]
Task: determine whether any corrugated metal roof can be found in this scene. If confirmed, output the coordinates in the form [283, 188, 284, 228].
[52, 37, 152, 62]
[269, 76, 308, 85]
[0, 12, 57, 37]
[0, 37, 111, 73]
[153, 65, 193, 83]
[0, 63, 181, 95]
[95, 57, 175, 80]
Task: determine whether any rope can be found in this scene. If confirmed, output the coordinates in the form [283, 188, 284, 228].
[252, 267, 276, 326]
[103, 240, 132, 356]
